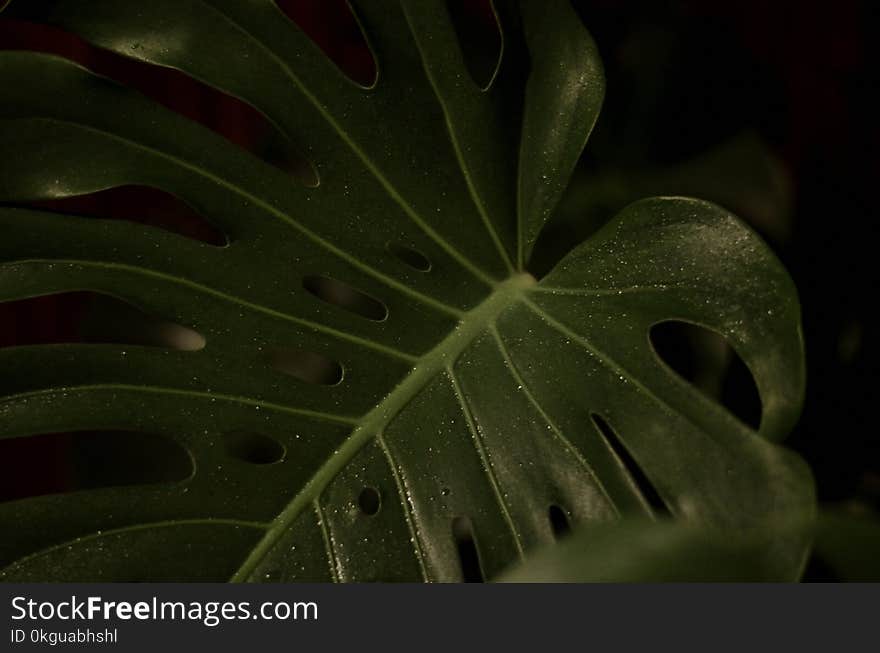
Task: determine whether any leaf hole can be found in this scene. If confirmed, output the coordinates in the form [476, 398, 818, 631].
[357, 486, 381, 516]
[0, 430, 193, 503]
[650, 320, 762, 430]
[452, 516, 484, 582]
[274, 0, 377, 88]
[5, 185, 228, 246]
[548, 504, 572, 539]
[446, 0, 502, 90]
[0, 292, 205, 351]
[386, 242, 432, 272]
[266, 348, 343, 385]
[223, 431, 286, 465]
[303, 275, 388, 321]
[591, 413, 670, 516]
[0, 18, 318, 186]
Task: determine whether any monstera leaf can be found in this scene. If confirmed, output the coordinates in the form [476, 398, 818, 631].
[0, 0, 812, 582]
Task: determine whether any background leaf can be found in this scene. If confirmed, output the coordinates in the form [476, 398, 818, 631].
[500, 510, 880, 583]
[497, 518, 797, 582]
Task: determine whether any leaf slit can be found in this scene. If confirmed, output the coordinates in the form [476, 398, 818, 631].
[452, 516, 484, 582]
[5, 185, 228, 246]
[0, 19, 318, 185]
[590, 413, 670, 516]
[274, 0, 377, 88]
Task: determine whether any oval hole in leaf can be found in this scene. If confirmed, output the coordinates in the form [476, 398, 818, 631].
[223, 431, 286, 465]
[0, 19, 318, 186]
[0, 430, 192, 503]
[267, 348, 343, 385]
[7, 185, 228, 246]
[649, 320, 762, 430]
[387, 242, 432, 272]
[275, 0, 377, 88]
[303, 276, 388, 321]
[452, 516, 484, 582]
[0, 292, 205, 351]
[357, 486, 381, 516]
[446, 0, 502, 90]
[548, 504, 571, 539]
[590, 413, 670, 516]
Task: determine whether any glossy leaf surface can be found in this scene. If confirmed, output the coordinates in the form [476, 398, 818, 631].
[0, 0, 811, 581]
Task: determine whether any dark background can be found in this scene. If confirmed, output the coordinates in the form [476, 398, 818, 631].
[1, 1, 877, 575]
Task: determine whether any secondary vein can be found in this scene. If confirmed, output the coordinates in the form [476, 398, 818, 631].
[11, 257, 418, 363]
[1, 384, 356, 426]
[489, 327, 618, 515]
[447, 366, 525, 557]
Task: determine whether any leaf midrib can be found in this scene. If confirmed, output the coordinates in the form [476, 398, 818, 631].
[230, 272, 537, 581]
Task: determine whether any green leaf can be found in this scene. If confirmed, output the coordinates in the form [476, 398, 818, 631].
[497, 518, 801, 582]
[0, 0, 812, 582]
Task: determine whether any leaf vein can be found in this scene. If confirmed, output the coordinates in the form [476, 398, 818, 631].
[314, 499, 342, 583]
[447, 365, 525, 557]
[535, 283, 688, 297]
[0, 385, 356, 426]
[7, 256, 417, 363]
[25, 117, 465, 319]
[376, 431, 431, 581]
[194, 0, 499, 287]
[489, 326, 619, 516]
